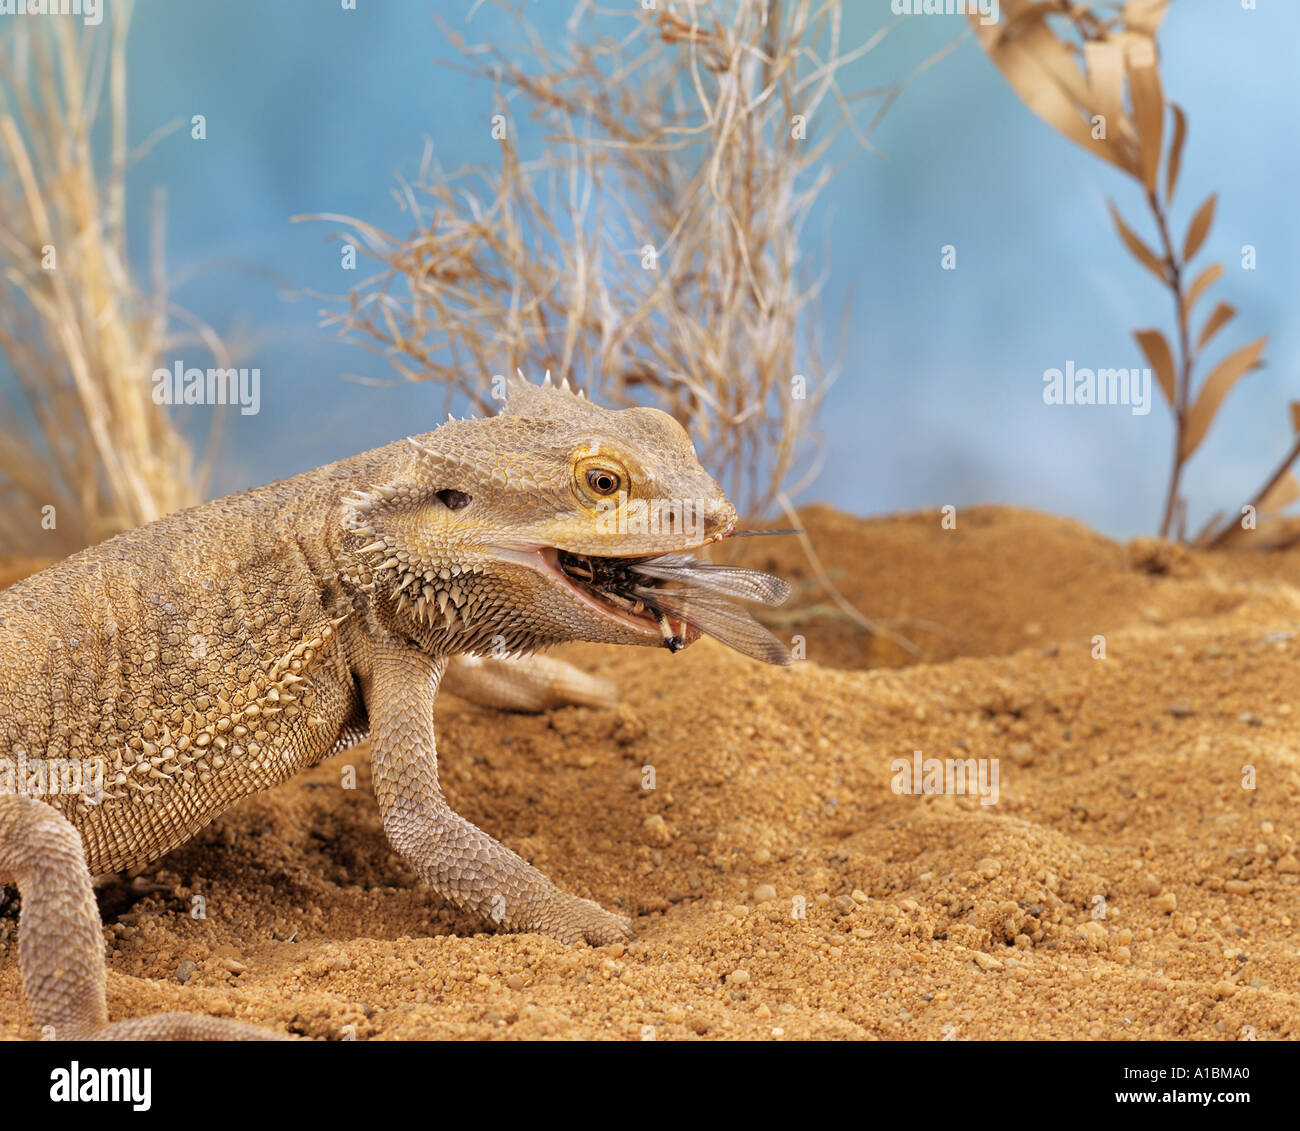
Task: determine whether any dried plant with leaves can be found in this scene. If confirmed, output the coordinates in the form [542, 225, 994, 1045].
[303, 0, 918, 518]
[972, 0, 1286, 547]
[0, 4, 221, 557]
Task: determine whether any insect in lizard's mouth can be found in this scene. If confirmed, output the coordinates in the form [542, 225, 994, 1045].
[555, 550, 697, 651]
[550, 547, 793, 665]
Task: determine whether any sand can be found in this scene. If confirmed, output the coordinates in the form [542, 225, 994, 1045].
[2, 505, 1298, 1040]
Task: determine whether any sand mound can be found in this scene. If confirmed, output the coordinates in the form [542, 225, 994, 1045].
[3, 505, 1299, 1040]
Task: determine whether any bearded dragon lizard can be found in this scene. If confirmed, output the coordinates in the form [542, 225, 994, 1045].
[0, 375, 790, 1039]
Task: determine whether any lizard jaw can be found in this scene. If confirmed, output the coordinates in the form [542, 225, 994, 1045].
[490, 546, 698, 647]
[486, 539, 793, 664]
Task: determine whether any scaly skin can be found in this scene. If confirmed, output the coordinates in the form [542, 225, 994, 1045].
[0, 375, 738, 1038]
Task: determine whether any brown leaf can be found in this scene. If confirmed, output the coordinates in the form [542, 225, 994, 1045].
[1108, 201, 1168, 284]
[1125, 0, 1171, 35]
[1196, 301, 1236, 351]
[1164, 103, 1186, 204]
[998, 3, 1094, 107]
[972, 5, 1137, 177]
[1127, 38, 1163, 194]
[1180, 336, 1268, 460]
[1182, 193, 1217, 262]
[1259, 471, 1300, 517]
[1134, 328, 1176, 404]
[1290, 400, 1300, 433]
[1085, 40, 1124, 126]
[1182, 262, 1222, 316]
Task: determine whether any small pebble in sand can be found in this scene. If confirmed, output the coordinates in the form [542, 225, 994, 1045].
[1077, 921, 1106, 946]
[641, 814, 672, 846]
[753, 884, 777, 903]
[1008, 743, 1035, 767]
[728, 969, 750, 985]
[1153, 891, 1177, 913]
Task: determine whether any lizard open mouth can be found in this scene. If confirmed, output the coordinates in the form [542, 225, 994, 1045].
[552, 548, 793, 665]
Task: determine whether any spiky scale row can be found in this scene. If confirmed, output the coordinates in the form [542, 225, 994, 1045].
[87, 615, 348, 802]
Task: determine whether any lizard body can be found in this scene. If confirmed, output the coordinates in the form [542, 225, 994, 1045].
[0, 375, 787, 1038]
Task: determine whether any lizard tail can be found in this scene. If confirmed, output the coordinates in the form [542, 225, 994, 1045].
[0, 794, 108, 1038]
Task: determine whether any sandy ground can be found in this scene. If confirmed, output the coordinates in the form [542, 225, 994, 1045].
[2, 505, 1299, 1040]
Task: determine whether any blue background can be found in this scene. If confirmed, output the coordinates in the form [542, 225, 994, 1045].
[103, 1, 1300, 536]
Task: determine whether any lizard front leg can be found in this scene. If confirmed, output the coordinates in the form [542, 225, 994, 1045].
[367, 639, 633, 945]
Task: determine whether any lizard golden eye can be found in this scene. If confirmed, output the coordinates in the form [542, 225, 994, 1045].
[586, 469, 622, 495]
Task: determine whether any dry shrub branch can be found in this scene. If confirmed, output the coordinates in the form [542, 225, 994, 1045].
[972, 0, 1289, 547]
[304, 0, 912, 517]
[0, 3, 222, 556]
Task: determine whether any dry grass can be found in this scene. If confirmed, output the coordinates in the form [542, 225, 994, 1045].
[972, 0, 1289, 547]
[303, 0, 920, 517]
[0, 3, 221, 556]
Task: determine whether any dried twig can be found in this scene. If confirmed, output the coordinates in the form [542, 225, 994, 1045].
[0, 3, 222, 554]
[301, 0, 913, 516]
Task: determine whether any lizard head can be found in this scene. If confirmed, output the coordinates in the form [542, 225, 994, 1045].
[343, 374, 790, 663]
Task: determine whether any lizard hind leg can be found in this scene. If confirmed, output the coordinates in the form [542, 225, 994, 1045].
[0, 795, 284, 1040]
[442, 654, 618, 713]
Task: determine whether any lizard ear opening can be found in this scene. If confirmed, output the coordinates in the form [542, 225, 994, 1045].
[342, 436, 473, 538]
[340, 478, 475, 631]
[436, 489, 472, 511]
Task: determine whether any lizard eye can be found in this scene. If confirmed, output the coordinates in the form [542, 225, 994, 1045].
[586, 469, 622, 496]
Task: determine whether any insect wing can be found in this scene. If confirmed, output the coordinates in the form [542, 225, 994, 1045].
[640, 587, 792, 665]
[630, 556, 791, 606]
